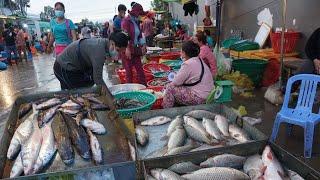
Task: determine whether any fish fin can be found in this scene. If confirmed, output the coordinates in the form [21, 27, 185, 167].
[160, 135, 168, 141]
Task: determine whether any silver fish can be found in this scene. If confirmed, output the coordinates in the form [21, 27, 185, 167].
[59, 108, 80, 115]
[61, 100, 82, 110]
[229, 124, 251, 143]
[202, 118, 223, 140]
[182, 167, 250, 180]
[135, 125, 149, 146]
[184, 124, 211, 144]
[33, 121, 57, 173]
[87, 130, 103, 165]
[214, 115, 229, 136]
[287, 169, 305, 180]
[243, 154, 264, 180]
[168, 161, 201, 174]
[166, 115, 183, 137]
[185, 110, 216, 120]
[36, 98, 62, 110]
[80, 118, 106, 134]
[225, 138, 241, 146]
[167, 141, 196, 156]
[184, 116, 211, 143]
[37, 105, 60, 128]
[141, 116, 172, 126]
[168, 126, 186, 151]
[128, 141, 136, 161]
[200, 153, 246, 168]
[151, 168, 184, 180]
[10, 152, 23, 178]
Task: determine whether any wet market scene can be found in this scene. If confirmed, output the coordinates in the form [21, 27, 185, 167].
[0, 0, 320, 179]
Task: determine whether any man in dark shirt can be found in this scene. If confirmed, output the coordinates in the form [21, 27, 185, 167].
[113, 4, 127, 31]
[3, 25, 18, 64]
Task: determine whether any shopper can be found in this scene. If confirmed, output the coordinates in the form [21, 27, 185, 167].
[3, 25, 18, 64]
[113, 4, 127, 31]
[102, 21, 111, 38]
[81, 23, 92, 39]
[193, 31, 217, 77]
[142, 12, 155, 47]
[16, 27, 27, 61]
[121, 2, 147, 85]
[47, 2, 76, 56]
[162, 41, 213, 108]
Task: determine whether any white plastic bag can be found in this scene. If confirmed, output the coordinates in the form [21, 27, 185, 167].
[214, 45, 232, 76]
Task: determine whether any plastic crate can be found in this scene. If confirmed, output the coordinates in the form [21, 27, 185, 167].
[271, 31, 300, 53]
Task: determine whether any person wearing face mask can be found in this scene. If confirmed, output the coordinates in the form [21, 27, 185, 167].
[121, 2, 148, 85]
[47, 2, 77, 56]
[162, 41, 214, 108]
[53, 31, 129, 91]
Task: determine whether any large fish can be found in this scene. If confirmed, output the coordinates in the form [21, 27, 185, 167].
[52, 111, 74, 165]
[229, 124, 251, 143]
[168, 126, 186, 151]
[166, 115, 183, 137]
[87, 129, 103, 165]
[214, 115, 229, 136]
[167, 140, 197, 156]
[200, 153, 246, 168]
[141, 116, 172, 126]
[37, 105, 60, 128]
[36, 98, 62, 110]
[182, 167, 250, 180]
[33, 121, 57, 173]
[202, 118, 223, 140]
[10, 152, 23, 178]
[185, 110, 216, 120]
[18, 103, 32, 119]
[183, 116, 211, 144]
[62, 112, 91, 159]
[151, 168, 184, 180]
[61, 100, 82, 110]
[261, 145, 284, 180]
[243, 154, 264, 180]
[80, 118, 106, 135]
[168, 161, 201, 174]
[135, 125, 149, 146]
[21, 117, 43, 175]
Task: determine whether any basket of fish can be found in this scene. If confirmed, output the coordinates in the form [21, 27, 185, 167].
[141, 141, 320, 180]
[115, 91, 157, 118]
[0, 87, 135, 179]
[132, 104, 267, 161]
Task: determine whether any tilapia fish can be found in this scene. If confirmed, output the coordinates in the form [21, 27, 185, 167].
[229, 124, 251, 143]
[165, 115, 183, 137]
[214, 115, 229, 136]
[10, 152, 23, 178]
[168, 126, 186, 151]
[36, 98, 62, 110]
[151, 168, 184, 180]
[200, 153, 246, 168]
[87, 130, 103, 165]
[168, 161, 201, 174]
[63, 112, 91, 159]
[37, 105, 60, 128]
[182, 167, 250, 180]
[18, 103, 32, 119]
[202, 118, 223, 140]
[33, 121, 57, 173]
[135, 125, 149, 146]
[61, 100, 82, 110]
[52, 112, 74, 165]
[185, 110, 216, 120]
[80, 119, 106, 134]
[243, 154, 264, 180]
[184, 116, 211, 144]
[141, 116, 172, 126]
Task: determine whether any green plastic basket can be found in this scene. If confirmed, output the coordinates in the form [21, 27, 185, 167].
[162, 60, 182, 68]
[114, 91, 156, 118]
[232, 59, 268, 86]
[153, 71, 170, 78]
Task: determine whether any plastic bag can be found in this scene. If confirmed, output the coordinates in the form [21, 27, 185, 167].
[214, 45, 232, 76]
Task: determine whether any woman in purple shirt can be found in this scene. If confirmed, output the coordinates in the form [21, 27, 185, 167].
[163, 41, 214, 108]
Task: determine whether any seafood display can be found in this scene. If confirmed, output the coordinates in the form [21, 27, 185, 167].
[115, 98, 147, 109]
[148, 78, 170, 87]
[146, 146, 305, 180]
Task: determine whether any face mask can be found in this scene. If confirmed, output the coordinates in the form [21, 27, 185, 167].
[55, 10, 64, 18]
[109, 50, 118, 58]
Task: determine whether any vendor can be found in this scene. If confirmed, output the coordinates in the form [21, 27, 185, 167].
[162, 41, 214, 108]
[53, 31, 129, 90]
[175, 24, 188, 41]
[162, 22, 172, 36]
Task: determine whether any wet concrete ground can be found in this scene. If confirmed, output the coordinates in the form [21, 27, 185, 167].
[0, 54, 319, 173]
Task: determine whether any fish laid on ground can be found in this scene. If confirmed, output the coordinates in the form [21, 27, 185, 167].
[52, 112, 74, 165]
[62, 112, 91, 159]
[141, 116, 172, 126]
[184, 123, 211, 144]
[128, 141, 136, 161]
[36, 98, 62, 110]
[287, 169, 305, 180]
[168, 161, 201, 174]
[33, 121, 57, 173]
[168, 126, 186, 151]
[10, 152, 23, 178]
[21, 118, 42, 175]
[214, 115, 229, 136]
[200, 153, 246, 168]
[262, 145, 284, 179]
[167, 140, 196, 156]
[202, 118, 223, 140]
[37, 105, 60, 128]
[135, 125, 149, 146]
[243, 154, 264, 180]
[61, 100, 82, 110]
[182, 167, 250, 180]
[18, 103, 32, 119]
[80, 119, 106, 135]
[165, 115, 183, 137]
[229, 124, 251, 143]
[87, 129, 103, 165]
[151, 168, 184, 180]
[185, 110, 216, 120]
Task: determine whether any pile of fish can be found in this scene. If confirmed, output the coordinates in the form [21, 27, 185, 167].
[148, 78, 170, 87]
[115, 98, 147, 109]
[146, 145, 304, 180]
[136, 110, 252, 157]
[7, 93, 108, 178]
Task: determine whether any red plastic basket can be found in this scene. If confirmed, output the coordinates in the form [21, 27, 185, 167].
[148, 55, 161, 63]
[270, 31, 300, 54]
[116, 68, 154, 84]
[160, 51, 181, 60]
[145, 86, 165, 109]
[143, 63, 171, 74]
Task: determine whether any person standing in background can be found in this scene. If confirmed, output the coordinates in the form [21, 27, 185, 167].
[142, 12, 155, 47]
[81, 23, 91, 39]
[3, 25, 18, 64]
[47, 2, 77, 56]
[204, 30, 215, 48]
[16, 27, 27, 61]
[113, 4, 127, 31]
[102, 21, 111, 39]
